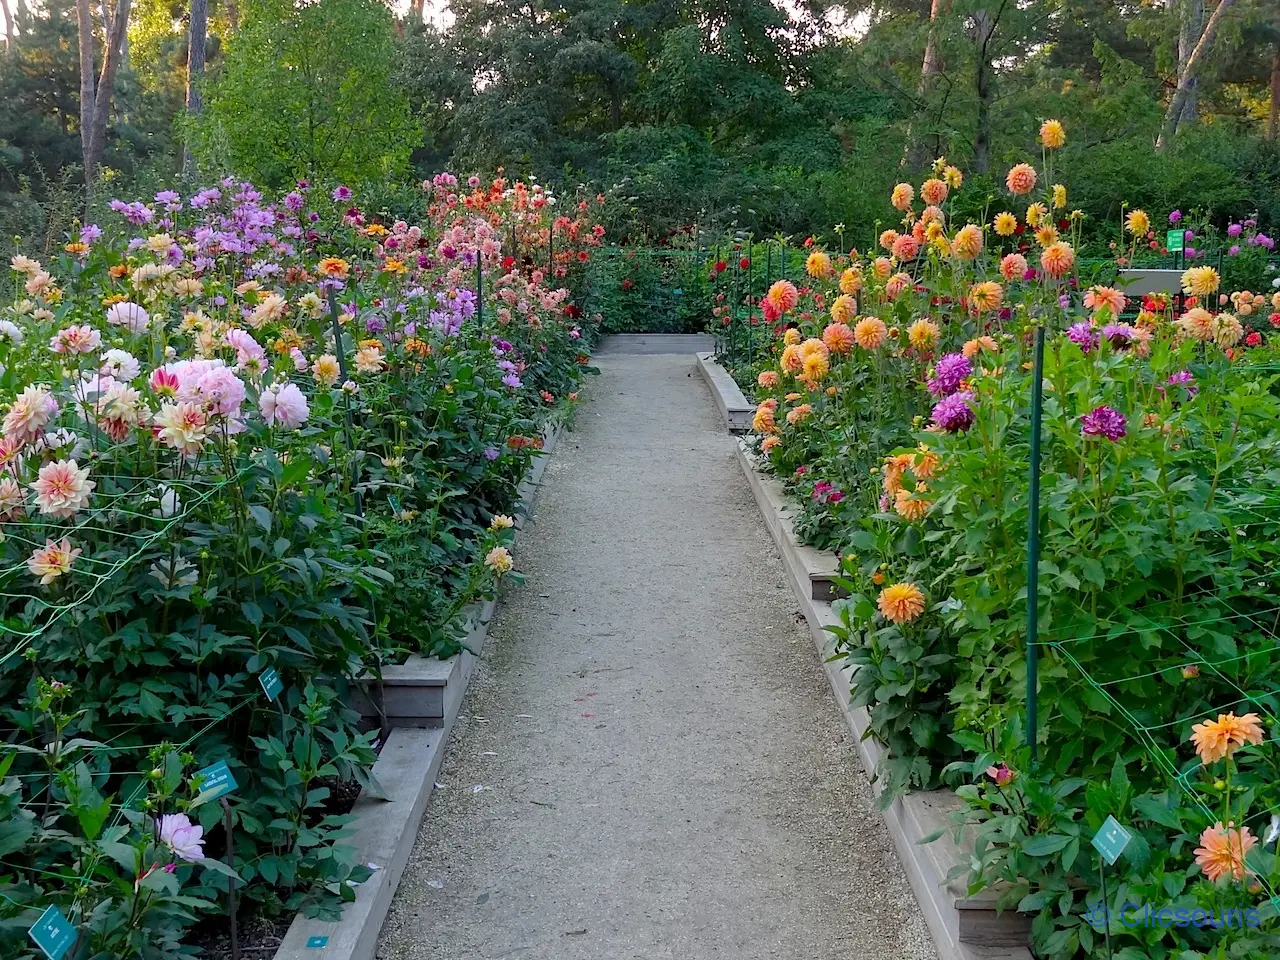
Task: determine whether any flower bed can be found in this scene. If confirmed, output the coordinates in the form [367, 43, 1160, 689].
[736, 124, 1280, 960]
[0, 175, 603, 957]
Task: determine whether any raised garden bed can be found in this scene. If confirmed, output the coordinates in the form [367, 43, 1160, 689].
[734, 437, 1032, 960]
[694, 351, 755, 433]
[273, 421, 564, 960]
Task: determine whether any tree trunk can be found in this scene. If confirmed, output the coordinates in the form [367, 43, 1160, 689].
[1156, 0, 1237, 150]
[1270, 47, 1279, 140]
[971, 8, 996, 174]
[75, 0, 96, 183]
[1, 0, 15, 50]
[1176, 0, 1203, 123]
[85, 0, 133, 185]
[183, 0, 207, 179]
[902, 0, 945, 170]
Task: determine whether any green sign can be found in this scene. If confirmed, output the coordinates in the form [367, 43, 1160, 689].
[1091, 815, 1132, 866]
[195, 760, 238, 801]
[29, 905, 77, 960]
[306, 935, 330, 949]
[259, 666, 283, 702]
[1166, 228, 1184, 252]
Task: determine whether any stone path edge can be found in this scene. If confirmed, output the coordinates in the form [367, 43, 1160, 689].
[271, 418, 566, 960]
[695, 351, 754, 432]
[734, 437, 1033, 960]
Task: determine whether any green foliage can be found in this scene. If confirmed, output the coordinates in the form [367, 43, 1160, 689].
[198, 0, 419, 187]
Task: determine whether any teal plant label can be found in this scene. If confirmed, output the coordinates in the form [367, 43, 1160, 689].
[195, 760, 238, 801]
[1166, 228, 1184, 252]
[29, 905, 76, 960]
[1091, 815, 1132, 865]
[259, 666, 283, 702]
[305, 935, 330, 948]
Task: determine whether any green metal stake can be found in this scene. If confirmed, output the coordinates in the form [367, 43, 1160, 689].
[476, 257, 483, 338]
[1025, 324, 1045, 766]
[746, 243, 754, 362]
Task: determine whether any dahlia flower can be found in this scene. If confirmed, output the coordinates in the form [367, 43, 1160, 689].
[878, 583, 926, 624]
[927, 353, 971, 397]
[485, 546, 513, 574]
[159, 813, 205, 862]
[1195, 823, 1256, 883]
[931, 392, 975, 432]
[259, 383, 310, 429]
[32, 459, 94, 519]
[1005, 163, 1038, 195]
[1000, 253, 1029, 282]
[907, 319, 940, 351]
[1080, 406, 1126, 441]
[1191, 712, 1264, 765]
[952, 225, 983, 260]
[106, 301, 151, 333]
[1039, 119, 1066, 149]
[993, 212, 1017, 237]
[1181, 265, 1220, 297]
[823, 321, 855, 354]
[28, 537, 81, 585]
[853, 318, 888, 350]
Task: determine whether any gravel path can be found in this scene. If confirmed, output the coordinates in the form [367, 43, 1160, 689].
[377, 337, 936, 960]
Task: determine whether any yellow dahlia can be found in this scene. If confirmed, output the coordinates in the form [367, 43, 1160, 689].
[839, 267, 863, 295]
[1126, 209, 1150, 236]
[1039, 119, 1066, 149]
[803, 353, 829, 382]
[993, 212, 1018, 237]
[1035, 225, 1060, 248]
[806, 250, 833, 278]
[830, 295, 857, 326]
[1052, 184, 1067, 210]
[1181, 266, 1220, 297]
[942, 165, 963, 189]
[872, 257, 893, 280]
[907, 318, 940, 351]
[783, 328, 802, 346]
[780, 343, 805, 373]
[800, 337, 828, 359]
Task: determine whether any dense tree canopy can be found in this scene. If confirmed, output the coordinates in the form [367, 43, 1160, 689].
[0, 0, 1277, 243]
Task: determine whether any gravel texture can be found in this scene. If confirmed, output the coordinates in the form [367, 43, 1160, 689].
[377, 337, 937, 960]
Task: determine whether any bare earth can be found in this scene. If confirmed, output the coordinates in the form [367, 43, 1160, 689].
[377, 336, 937, 960]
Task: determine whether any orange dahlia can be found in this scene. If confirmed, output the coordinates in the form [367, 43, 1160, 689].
[780, 344, 805, 373]
[952, 224, 984, 261]
[823, 321, 855, 354]
[892, 234, 920, 262]
[1195, 823, 1256, 883]
[1005, 163, 1038, 196]
[920, 178, 948, 206]
[1084, 286, 1126, 318]
[872, 257, 893, 280]
[1176, 307, 1214, 341]
[802, 352, 829, 382]
[839, 267, 863, 295]
[1000, 253, 1029, 282]
[885, 273, 912, 300]
[766, 280, 800, 314]
[854, 317, 888, 350]
[877, 582, 927, 624]
[891, 182, 915, 212]
[969, 281, 1003, 314]
[758, 370, 780, 388]
[879, 229, 901, 252]
[830, 295, 856, 326]
[783, 328, 802, 346]
[1190, 712, 1264, 764]
[1040, 241, 1075, 279]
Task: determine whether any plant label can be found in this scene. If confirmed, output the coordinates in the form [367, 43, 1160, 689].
[306, 935, 330, 948]
[29, 905, 76, 960]
[259, 666, 283, 702]
[195, 760, 238, 801]
[1166, 229, 1184, 252]
[1091, 815, 1132, 865]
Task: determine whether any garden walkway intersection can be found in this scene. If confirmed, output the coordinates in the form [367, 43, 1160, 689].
[377, 335, 935, 960]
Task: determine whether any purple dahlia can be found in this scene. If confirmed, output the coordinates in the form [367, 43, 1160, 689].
[931, 391, 976, 433]
[927, 352, 971, 397]
[1067, 322, 1099, 353]
[1080, 405, 1126, 441]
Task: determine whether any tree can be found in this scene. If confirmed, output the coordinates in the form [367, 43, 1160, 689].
[1156, 0, 1238, 149]
[75, 0, 132, 190]
[201, 0, 419, 186]
[183, 0, 206, 178]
